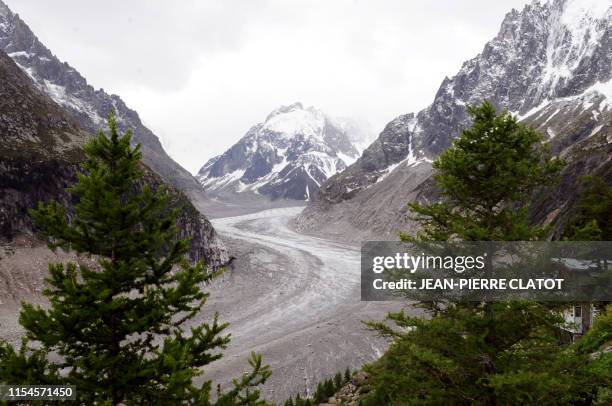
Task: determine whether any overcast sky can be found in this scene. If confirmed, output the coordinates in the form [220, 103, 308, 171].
[9, 0, 531, 173]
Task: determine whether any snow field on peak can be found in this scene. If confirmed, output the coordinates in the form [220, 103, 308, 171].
[201, 169, 246, 191]
[263, 107, 326, 140]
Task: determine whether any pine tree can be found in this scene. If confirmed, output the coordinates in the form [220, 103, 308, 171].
[333, 372, 342, 390]
[323, 379, 335, 398]
[343, 367, 351, 384]
[0, 113, 271, 404]
[564, 176, 612, 241]
[562, 176, 612, 322]
[313, 382, 325, 403]
[362, 102, 605, 404]
[403, 101, 563, 242]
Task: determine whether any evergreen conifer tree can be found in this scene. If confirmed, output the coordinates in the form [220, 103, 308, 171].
[0, 114, 270, 405]
[343, 368, 351, 383]
[402, 101, 563, 242]
[333, 372, 342, 390]
[313, 382, 325, 403]
[323, 379, 334, 398]
[562, 175, 612, 325]
[564, 176, 612, 241]
[362, 102, 605, 404]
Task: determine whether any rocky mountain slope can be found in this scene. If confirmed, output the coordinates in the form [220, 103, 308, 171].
[0, 49, 228, 267]
[0, 0, 202, 194]
[296, 0, 612, 240]
[197, 103, 369, 200]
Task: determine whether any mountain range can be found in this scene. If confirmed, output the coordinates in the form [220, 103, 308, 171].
[1, 0, 610, 247]
[0, 0, 204, 194]
[0, 0, 228, 266]
[295, 0, 612, 240]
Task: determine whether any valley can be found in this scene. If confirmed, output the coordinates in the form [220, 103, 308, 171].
[198, 207, 404, 403]
[0, 206, 404, 404]
[0, 0, 610, 403]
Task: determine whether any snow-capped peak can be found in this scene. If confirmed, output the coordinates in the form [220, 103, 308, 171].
[316, 0, 611, 206]
[265, 102, 304, 120]
[0, 0, 202, 192]
[263, 102, 326, 140]
[197, 103, 369, 200]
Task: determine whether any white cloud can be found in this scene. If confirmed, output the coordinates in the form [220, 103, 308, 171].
[8, 0, 531, 173]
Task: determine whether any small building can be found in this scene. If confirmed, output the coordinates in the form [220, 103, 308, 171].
[564, 304, 600, 339]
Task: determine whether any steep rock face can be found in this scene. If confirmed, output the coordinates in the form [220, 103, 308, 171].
[532, 131, 612, 238]
[315, 114, 427, 204]
[0, 50, 228, 267]
[526, 92, 612, 237]
[297, 0, 612, 240]
[197, 103, 369, 200]
[0, 0, 202, 194]
[316, 0, 611, 205]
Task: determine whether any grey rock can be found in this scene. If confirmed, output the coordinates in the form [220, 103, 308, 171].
[0, 50, 228, 267]
[0, 1, 201, 194]
[351, 371, 368, 386]
[300, 0, 612, 240]
[0, 1, 228, 266]
[317, 0, 611, 204]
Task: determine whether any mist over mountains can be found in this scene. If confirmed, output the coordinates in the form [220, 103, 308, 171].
[1, 0, 610, 247]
